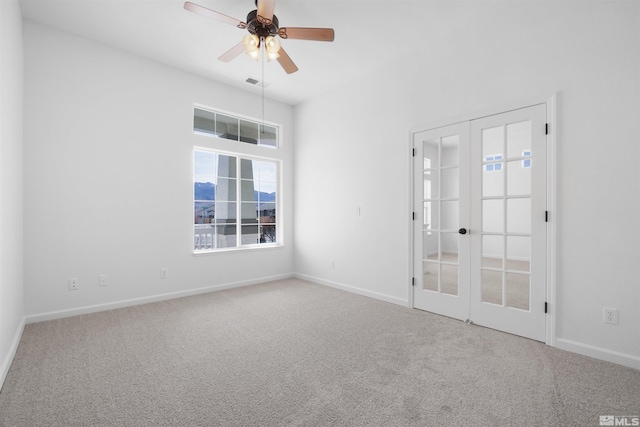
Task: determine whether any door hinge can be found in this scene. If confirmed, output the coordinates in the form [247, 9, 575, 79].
[412, 212, 416, 220]
[412, 148, 416, 157]
[545, 211, 549, 222]
[545, 123, 549, 135]
[544, 302, 548, 313]
[412, 277, 415, 287]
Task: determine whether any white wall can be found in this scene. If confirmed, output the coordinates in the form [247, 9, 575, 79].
[293, 2, 640, 367]
[0, 0, 25, 386]
[23, 22, 294, 319]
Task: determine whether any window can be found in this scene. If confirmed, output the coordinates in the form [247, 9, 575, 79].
[485, 154, 503, 172]
[192, 106, 280, 253]
[194, 107, 277, 148]
[194, 150, 279, 252]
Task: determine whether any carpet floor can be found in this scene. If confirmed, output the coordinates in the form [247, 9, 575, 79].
[1, 278, 639, 426]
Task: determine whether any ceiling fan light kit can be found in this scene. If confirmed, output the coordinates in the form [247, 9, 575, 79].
[184, 0, 334, 74]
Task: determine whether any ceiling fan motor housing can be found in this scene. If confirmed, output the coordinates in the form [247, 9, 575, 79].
[246, 10, 279, 37]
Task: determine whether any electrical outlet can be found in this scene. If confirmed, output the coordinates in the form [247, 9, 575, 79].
[603, 307, 618, 324]
[160, 268, 168, 279]
[99, 275, 108, 287]
[69, 278, 79, 290]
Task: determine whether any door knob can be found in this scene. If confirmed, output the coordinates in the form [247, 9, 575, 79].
[458, 228, 467, 235]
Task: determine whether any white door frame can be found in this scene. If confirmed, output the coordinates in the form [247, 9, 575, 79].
[408, 94, 556, 346]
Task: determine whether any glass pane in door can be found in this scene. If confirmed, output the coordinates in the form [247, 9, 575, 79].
[506, 236, 530, 272]
[481, 270, 502, 305]
[441, 264, 458, 295]
[505, 273, 530, 310]
[482, 235, 503, 268]
[423, 261, 438, 291]
[506, 120, 531, 158]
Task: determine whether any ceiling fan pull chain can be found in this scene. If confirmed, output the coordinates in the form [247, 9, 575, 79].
[261, 36, 265, 129]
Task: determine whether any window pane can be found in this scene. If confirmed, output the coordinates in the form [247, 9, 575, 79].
[258, 161, 277, 182]
[424, 139, 439, 168]
[423, 202, 434, 230]
[507, 198, 531, 233]
[214, 202, 236, 224]
[194, 182, 214, 201]
[241, 179, 258, 202]
[506, 273, 530, 310]
[241, 224, 260, 244]
[194, 202, 214, 224]
[258, 203, 276, 222]
[506, 120, 531, 159]
[441, 264, 458, 296]
[194, 151, 216, 189]
[217, 225, 236, 248]
[194, 225, 215, 250]
[425, 230, 438, 260]
[194, 108, 216, 136]
[423, 261, 438, 291]
[241, 158, 254, 179]
[239, 119, 259, 144]
[483, 160, 503, 197]
[482, 270, 502, 305]
[507, 159, 531, 196]
[260, 224, 276, 243]
[441, 135, 459, 167]
[241, 202, 258, 224]
[216, 178, 236, 202]
[258, 181, 276, 199]
[482, 126, 503, 158]
[482, 235, 503, 268]
[441, 200, 458, 231]
[507, 236, 530, 272]
[217, 155, 236, 178]
[482, 199, 504, 233]
[259, 124, 277, 148]
[216, 114, 239, 141]
[441, 167, 458, 199]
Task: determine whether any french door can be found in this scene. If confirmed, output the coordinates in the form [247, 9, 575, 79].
[413, 104, 548, 342]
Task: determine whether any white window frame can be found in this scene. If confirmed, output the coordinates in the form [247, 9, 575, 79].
[192, 105, 283, 254]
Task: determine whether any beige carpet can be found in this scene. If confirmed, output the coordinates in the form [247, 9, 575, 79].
[1, 278, 639, 426]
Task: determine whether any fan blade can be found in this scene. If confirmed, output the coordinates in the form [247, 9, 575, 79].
[276, 47, 299, 74]
[257, 0, 276, 25]
[218, 41, 246, 62]
[184, 2, 247, 29]
[278, 27, 334, 42]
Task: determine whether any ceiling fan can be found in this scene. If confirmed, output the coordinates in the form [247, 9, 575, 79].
[184, 0, 335, 74]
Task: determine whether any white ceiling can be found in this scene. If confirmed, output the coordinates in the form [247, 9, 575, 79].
[18, 0, 443, 105]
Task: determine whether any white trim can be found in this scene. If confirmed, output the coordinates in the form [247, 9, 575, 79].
[409, 93, 558, 135]
[1, 317, 25, 390]
[545, 93, 557, 347]
[25, 273, 294, 324]
[294, 273, 409, 308]
[407, 130, 415, 309]
[555, 338, 640, 371]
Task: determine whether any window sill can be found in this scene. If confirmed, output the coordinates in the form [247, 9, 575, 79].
[193, 243, 284, 256]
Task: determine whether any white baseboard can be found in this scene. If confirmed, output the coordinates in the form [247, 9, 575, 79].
[25, 273, 295, 324]
[1, 317, 25, 391]
[294, 273, 409, 307]
[555, 338, 640, 371]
